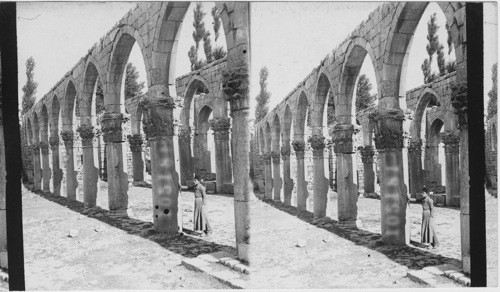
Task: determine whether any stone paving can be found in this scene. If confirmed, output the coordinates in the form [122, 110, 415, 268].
[250, 189, 497, 289]
[22, 183, 239, 290]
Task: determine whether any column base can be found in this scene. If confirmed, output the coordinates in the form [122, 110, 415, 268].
[363, 192, 380, 199]
[132, 181, 152, 188]
[108, 208, 129, 218]
[336, 219, 362, 228]
[0, 252, 7, 269]
[462, 256, 470, 274]
[238, 243, 250, 262]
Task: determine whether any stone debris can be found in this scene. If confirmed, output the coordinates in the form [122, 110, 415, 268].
[94, 225, 105, 233]
[296, 239, 307, 247]
[68, 229, 79, 238]
[322, 237, 332, 243]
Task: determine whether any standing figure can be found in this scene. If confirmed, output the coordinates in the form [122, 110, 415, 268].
[421, 187, 439, 249]
[193, 176, 212, 236]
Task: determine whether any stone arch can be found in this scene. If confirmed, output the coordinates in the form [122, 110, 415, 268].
[413, 88, 442, 139]
[382, 2, 462, 98]
[283, 104, 293, 143]
[338, 37, 380, 124]
[80, 59, 103, 125]
[272, 114, 281, 152]
[49, 95, 60, 138]
[181, 75, 210, 127]
[106, 26, 151, 112]
[294, 91, 309, 140]
[311, 73, 331, 135]
[40, 104, 49, 143]
[62, 79, 77, 131]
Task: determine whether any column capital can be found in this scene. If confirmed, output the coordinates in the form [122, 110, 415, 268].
[359, 145, 375, 164]
[368, 108, 404, 150]
[100, 113, 124, 143]
[450, 81, 468, 127]
[77, 124, 95, 146]
[49, 135, 60, 150]
[262, 152, 272, 164]
[408, 139, 423, 154]
[178, 126, 192, 143]
[292, 140, 305, 159]
[271, 150, 280, 164]
[209, 117, 231, 141]
[441, 130, 460, 153]
[60, 130, 74, 147]
[138, 96, 175, 140]
[40, 141, 49, 154]
[308, 135, 325, 158]
[330, 123, 359, 154]
[221, 65, 249, 113]
[127, 134, 143, 152]
[281, 144, 291, 158]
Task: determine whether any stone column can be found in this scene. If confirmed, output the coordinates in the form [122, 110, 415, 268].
[369, 109, 409, 244]
[328, 141, 334, 189]
[139, 96, 179, 233]
[271, 150, 282, 201]
[78, 125, 99, 208]
[40, 142, 51, 192]
[127, 134, 145, 183]
[263, 152, 273, 199]
[32, 143, 42, 191]
[100, 113, 128, 216]
[178, 127, 193, 185]
[441, 131, 460, 207]
[408, 139, 424, 199]
[360, 145, 376, 197]
[49, 136, 63, 196]
[331, 124, 360, 227]
[0, 116, 6, 268]
[209, 118, 233, 193]
[61, 131, 77, 201]
[308, 135, 329, 218]
[281, 144, 293, 206]
[425, 144, 441, 187]
[292, 140, 307, 211]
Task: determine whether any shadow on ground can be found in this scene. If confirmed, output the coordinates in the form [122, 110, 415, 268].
[258, 195, 462, 271]
[32, 189, 235, 258]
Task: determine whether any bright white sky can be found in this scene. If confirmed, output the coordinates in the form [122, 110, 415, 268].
[250, 2, 498, 117]
[17, 2, 223, 106]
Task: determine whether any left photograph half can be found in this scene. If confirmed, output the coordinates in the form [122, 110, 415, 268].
[11, 2, 251, 290]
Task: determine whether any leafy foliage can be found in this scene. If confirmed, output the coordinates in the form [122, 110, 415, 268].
[203, 31, 213, 64]
[254, 67, 271, 123]
[487, 63, 497, 119]
[211, 6, 221, 42]
[355, 74, 376, 111]
[437, 44, 446, 76]
[213, 46, 226, 61]
[95, 79, 105, 116]
[421, 13, 441, 83]
[125, 62, 145, 101]
[21, 57, 38, 115]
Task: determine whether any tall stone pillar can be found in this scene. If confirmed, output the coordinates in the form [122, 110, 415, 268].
[178, 127, 193, 185]
[78, 125, 98, 208]
[281, 144, 293, 206]
[139, 96, 179, 233]
[408, 139, 423, 198]
[425, 145, 441, 187]
[360, 145, 375, 197]
[49, 136, 63, 196]
[271, 150, 282, 201]
[308, 135, 328, 218]
[100, 113, 128, 216]
[32, 143, 42, 191]
[328, 141, 334, 189]
[209, 118, 233, 192]
[369, 109, 409, 245]
[127, 134, 145, 183]
[263, 152, 273, 199]
[40, 142, 51, 192]
[331, 124, 360, 227]
[293, 140, 307, 211]
[61, 131, 77, 201]
[441, 131, 460, 207]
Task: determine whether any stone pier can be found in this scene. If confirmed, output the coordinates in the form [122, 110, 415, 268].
[281, 144, 293, 206]
[309, 135, 328, 218]
[32, 143, 42, 191]
[293, 140, 307, 211]
[331, 124, 360, 227]
[408, 139, 423, 198]
[360, 145, 376, 197]
[61, 131, 77, 201]
[209, 117, 233, 193]
[49, 136, 63, 196]
[140, 95, 179, 233]
[271, 150, 282, 201]
[441, 131, 460, 207]
[100, 113, 128, 216]
[263, 152, 273, 199]
[178, 126, 193, 185]
[127, 134, 145, 183]
[40, 142, 51, 192]
[78, 124, 98, 208]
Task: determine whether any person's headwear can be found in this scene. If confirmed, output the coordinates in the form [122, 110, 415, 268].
[422, 186, 428, 193]
[194, 175, 200, 181]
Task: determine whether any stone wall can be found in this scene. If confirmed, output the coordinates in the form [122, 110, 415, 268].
[485, 115, 497, 196]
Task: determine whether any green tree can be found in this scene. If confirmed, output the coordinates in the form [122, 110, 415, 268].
[437, 44, 446, 76]
[125, 62, 145, 100]
[188, 2, 207, 71]
[254, 67, 271, 123]
[444, 23, 456, 74]
[355, 74, 376, 111]
[421, 13, 441, 83]
[487, 63, 497, 119]
[203, 31, 213, 64]
[21, 57, 38, 115]
[211, 6, 221, 42]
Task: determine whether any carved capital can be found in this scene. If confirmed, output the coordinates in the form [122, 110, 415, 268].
[76, 124, 95, 146]
[441, 130, 460, 153]
[138, 96, 175, 139]
[60, 130, 74, 147]
[39, 142, 49, 154]
[127, 134, 143, 152]
[408, 139, 423, 154]
[49, 136, 60, 150]
[262, 152, 272, 164]
[210, 117, 231, 141]
[450, 81, 468, 126]
[100, 113, 124, 143]
[330, 123, 359, 154]
[178, 127, 192, 143]
[271, 150, 280, 164]
[221, 65, 249, 113]
[292, 140, 305, 159]
[308, 135, 325, 158]
[281, 144, 291, 157]
[359, 145, 375, 164]
[368, 108, 404, 150]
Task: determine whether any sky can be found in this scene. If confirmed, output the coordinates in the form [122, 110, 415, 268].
[17, 2, 223, 106]
[250, 2, 498, 117]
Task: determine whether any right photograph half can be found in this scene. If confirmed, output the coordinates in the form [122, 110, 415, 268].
[248, 2, 497, 288]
